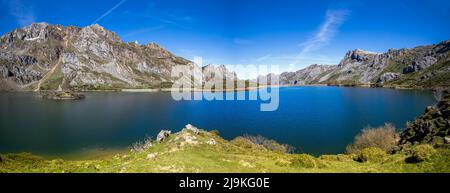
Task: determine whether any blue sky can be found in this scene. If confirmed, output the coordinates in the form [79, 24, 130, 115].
[1, 0, 450, 77]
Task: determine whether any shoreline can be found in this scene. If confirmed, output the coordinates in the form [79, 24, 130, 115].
[1, 83, 433, 93]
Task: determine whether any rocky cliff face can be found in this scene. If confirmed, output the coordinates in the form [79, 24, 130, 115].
[202, 64, 237, 82]
[272, 41, 450, 88]
[399, 90, 450, 147]
[0, 23, 196, 91]
[278, 64, 337, 85]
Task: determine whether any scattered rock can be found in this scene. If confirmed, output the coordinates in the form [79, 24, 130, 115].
[175, 132, 198, 146]
[156, 130, 171, 143]
[403, 56, 438, 74]
[183, 135, 197, 145]
[42, 91, 85, 100]
[378, 72, 401, 83]
[184, 124, 200, 135]
[158, 165, 184, 172]
[426, 106, 438, 113]
[239, 160, 255, 168]
[445, 137, 450, 144]
[206, 139, 217, 145]
[146, 153, 157, 160]
[399, 91, 450, 145]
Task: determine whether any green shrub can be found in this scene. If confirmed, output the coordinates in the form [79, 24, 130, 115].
[356, 147, 388, 163]
[231, 137, 260, 149]
[290, 154, 318, 168]
[275, 159, 292, 167]
[209, 130, 220, 136]
[408, 144, 436, 162]
[241, 135, 295, 153]
[319, 154, 353, 162]
[346, 123, 398, 154]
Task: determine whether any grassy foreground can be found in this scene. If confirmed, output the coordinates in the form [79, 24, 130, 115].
[1, 127, 449, 173]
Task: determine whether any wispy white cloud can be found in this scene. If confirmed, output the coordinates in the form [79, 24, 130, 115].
[92, 0, 127, 24]
[8, 0, 36, 26]
[300, 9, 349, 55]
[256, 54, 272, 62]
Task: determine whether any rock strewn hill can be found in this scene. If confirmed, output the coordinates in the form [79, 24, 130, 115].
[400, 90, 450, 146]
[1, 121, 450, 173]
[0, 23, 196, 91]
[274, 41, 450, 88]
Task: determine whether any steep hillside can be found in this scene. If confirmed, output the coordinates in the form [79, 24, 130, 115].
[2, 93, 449, 173]
[0, 23, 195, 91]
[273, 41, 450, 89]
[399, 90, 450, 146]
[1, 121, 449, 173]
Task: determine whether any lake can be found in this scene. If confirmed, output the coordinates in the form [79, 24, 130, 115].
[0, 87, 434, 156]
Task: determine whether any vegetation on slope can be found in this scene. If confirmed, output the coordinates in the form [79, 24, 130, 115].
[1, 92, 449, 173]
[1, 124, 449, 173]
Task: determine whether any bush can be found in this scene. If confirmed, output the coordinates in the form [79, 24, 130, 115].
[231, 137, 261, 149]
[242, 135, 295, 153]
[289, 154, 317, 168]
[288, 154, 327, 168]
[131, 136, 153, 152]
[346, 123, 398, 154]
[408, 144, 436, 163]
[275, 159, 292, 167]
[209, 130, 220, 136]
[319, 154, 354, 162]
[356, 147, 388, 163]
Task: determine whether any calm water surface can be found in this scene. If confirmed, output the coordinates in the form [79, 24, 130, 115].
[0, 87, 434, 155]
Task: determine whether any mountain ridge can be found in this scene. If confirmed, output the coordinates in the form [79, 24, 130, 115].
[1, 23, 449, 91]
[267, 40, 450, 89]
[0, 22, 197, 91]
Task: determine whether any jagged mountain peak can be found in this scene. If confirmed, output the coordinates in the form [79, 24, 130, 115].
[0, 23, 196, 91]
[271, 40, 449, 88]
[202, 64, 237, 82]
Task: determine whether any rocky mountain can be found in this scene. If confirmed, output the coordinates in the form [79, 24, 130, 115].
[0, 23, 197, 91]
[399, 90, 450, 146]
[278, 64, 337, 85]
[267, 41, 450, 89]
[202, 64, 237, 82]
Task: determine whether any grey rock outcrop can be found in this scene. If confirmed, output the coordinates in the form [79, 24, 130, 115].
[378, 72, 402, 84]
[156, 130, 172, 143]
[265, 40, 450, 88]
[202, 64, 237, 83]
[0, 23, 197, 91]
[183, 124, 200, 135]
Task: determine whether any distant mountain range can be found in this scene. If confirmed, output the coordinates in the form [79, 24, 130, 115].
[0, 23, 236, 91]
[260, 41, 450, 89]
[0, 23, 448, 91]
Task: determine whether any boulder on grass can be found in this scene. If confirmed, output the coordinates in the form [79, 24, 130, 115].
[156, 130, 171, 143]
[184, 124, 200, 135]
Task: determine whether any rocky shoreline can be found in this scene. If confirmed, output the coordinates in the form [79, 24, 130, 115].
[41, 91, 85, 100]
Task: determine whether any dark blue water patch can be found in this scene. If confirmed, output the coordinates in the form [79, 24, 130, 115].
[0, 87, 434, 155]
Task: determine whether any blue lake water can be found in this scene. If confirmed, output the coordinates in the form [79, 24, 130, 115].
[0, 87, 434, 155]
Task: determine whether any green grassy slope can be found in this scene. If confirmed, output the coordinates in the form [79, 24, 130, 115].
[1, 128, 449, 173]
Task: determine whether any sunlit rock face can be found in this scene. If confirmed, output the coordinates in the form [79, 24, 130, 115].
[268, 40, 450, 88]
[0, 23, 196, 91]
